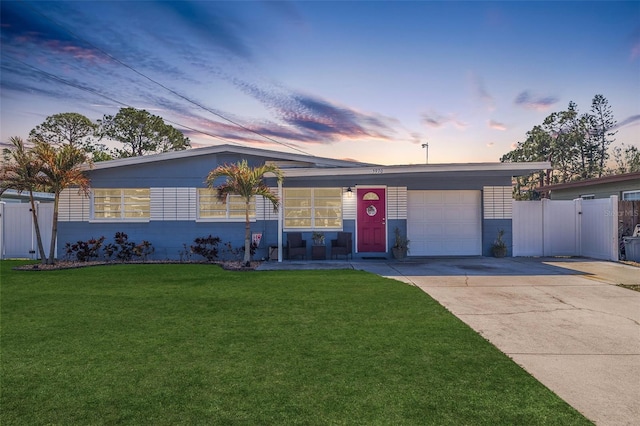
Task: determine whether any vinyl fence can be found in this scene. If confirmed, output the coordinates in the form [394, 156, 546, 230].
[512, 196, 618, 261]
[0, 202, 55, 260]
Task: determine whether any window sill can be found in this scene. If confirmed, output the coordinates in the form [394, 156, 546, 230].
[284, 228, 343, 232]
[89, 219, 150, 223]
[196, 218, 256, 223]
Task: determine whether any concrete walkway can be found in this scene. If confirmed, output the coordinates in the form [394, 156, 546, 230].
[258, 257, 640, 425]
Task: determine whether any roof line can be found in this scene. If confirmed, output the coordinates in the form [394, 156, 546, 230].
[540, 171, 640, 191]
[280, 162, 552, 177]
[85, 144, 377, 170]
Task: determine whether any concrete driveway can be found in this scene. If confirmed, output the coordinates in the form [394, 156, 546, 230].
[354, 257, 640, 426]
[259, 257, 639, 424]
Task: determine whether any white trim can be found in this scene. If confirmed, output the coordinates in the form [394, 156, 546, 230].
[278, 181, 283, 263]
[282, 187, 343, 231]
[622, 190, 640, 201]
[91, 188, 151, 221]
[281, 162, 551, 178]
[89, 219, 150, 224]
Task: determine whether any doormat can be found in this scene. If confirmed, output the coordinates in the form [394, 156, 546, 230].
[361, 256, 387, 260]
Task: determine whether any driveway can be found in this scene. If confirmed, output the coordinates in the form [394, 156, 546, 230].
[353, 257, 640, 426]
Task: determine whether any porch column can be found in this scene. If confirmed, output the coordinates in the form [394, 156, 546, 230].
[278, 180, 283, 263]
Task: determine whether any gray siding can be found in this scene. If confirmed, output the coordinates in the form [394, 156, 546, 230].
[550, 179, 640, 200]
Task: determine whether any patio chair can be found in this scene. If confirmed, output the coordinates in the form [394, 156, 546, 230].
[331, 232, 352, 260]
[287, 232, 307, 260]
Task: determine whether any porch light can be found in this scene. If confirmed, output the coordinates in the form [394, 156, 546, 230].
[346, 187, 353, 198]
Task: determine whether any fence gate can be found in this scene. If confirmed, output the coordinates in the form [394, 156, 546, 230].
[0, 202, 55, 260]
[512, 196, 618, 261]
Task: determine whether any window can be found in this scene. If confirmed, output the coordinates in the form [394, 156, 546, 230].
[580, 194, 595, 200]
[622, 190, 640, 201]
[93, 188, 150, 220]
[198, 189, 255, 220]
[362, 192, 379, 200]
[284, 188, 342, 229]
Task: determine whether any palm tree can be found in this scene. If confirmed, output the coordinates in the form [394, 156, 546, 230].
[206, 160, 283, 266]
[33, 141, 91, 264]
[0, 137, 48, 262]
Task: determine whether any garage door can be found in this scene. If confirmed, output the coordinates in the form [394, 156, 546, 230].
[407, 190, 481, 256]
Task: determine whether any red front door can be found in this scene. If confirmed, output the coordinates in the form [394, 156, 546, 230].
[357, 188, 386, 252]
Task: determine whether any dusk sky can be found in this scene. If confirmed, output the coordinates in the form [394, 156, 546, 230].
[1, 1, 639, 165]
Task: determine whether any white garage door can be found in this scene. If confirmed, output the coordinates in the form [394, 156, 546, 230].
[407, 190, 482, 256]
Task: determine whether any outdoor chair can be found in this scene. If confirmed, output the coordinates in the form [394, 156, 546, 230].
[287, 232, 307, 260]
[331, 232, 352, 260]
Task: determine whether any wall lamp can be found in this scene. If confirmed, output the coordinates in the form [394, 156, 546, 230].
[346, 187, 353, 198]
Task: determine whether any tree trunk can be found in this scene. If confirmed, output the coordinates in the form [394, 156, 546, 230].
[47, 192, 60, 264]
[29, 192, 48, 264]
[244, 199, 251, 266]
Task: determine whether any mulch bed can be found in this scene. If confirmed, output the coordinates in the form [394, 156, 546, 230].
[12, 260, 261, 272]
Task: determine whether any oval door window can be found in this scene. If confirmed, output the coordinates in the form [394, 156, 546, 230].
[366, 205, 377, 216]
[362, 192, 380, 201]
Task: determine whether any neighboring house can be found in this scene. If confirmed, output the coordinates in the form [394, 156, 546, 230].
[57, 145, 548, 260]
[540, 172, 640, 201]
[0, 189, 54, 203]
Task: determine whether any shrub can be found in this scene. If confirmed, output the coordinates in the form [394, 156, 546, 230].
[190, 235, 221, 262]
[64, 236, 105, 262]
[65, 233, 153, 262]
[114, 232, 136, 261]
[133, 240, 154, 261]
[223, 241, 257, 261]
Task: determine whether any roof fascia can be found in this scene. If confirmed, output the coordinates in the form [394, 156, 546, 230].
[541, 172, 640, 191]
[279, 161, 552, 178]
[85, 144, 376, 171]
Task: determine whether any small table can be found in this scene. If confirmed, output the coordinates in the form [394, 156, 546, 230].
[312, 245, 326, 260]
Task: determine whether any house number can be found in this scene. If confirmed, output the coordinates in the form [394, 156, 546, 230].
[372, 168, 383, 174]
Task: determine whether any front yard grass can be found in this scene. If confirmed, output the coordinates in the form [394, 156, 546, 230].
[0, 261, 589, 425]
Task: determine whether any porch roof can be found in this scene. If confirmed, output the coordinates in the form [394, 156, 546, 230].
[278, 161, 551, 179]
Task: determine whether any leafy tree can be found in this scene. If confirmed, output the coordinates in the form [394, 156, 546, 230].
[611, 144, 640, 174]
[502, 95, 620, 198]
[205, 160, 283, 266]
[29, 112, 96, 149]
[501, 125, 552, 199]
[0, 137, 48, 262]
[28, 112, 111, 162]
[98, 107, 190, 158]
[589, 94, 617, 177]
[32, 141, 91, 264]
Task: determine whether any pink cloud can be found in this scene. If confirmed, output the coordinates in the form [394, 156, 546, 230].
[488, 120, 507, 131]
[421, 111, 467, 130]
[514, 91, 558, 111]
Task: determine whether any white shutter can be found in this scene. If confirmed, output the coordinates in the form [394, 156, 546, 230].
[387, 187, 407, 220]
[150, 188, 196, 221]
[59, 188, 89, 221]
[483, 186, 513, 219]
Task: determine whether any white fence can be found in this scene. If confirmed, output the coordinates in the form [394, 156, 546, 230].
[512, 197, 618, 261]
[0, 202, 55, 260]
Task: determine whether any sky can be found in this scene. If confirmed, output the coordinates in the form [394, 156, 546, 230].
[1, 0, 639, 165]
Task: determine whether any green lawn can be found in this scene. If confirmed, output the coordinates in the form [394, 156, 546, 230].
[1, 261, 590, 425]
